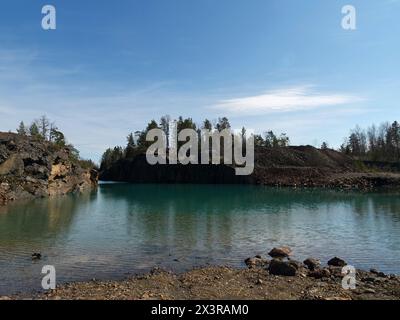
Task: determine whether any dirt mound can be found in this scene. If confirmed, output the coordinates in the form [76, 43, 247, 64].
[255, 146, 355, 170]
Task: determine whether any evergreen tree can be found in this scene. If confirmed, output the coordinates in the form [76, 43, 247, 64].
[29, 122, 41, 138]
[17, 121, 27, 135]
[50, 128, 66, 146]
[321, 142, 329, 150]
[125, 132, 136, 159]
[215, 117, 231, 131]
[202, 119, 212, 131]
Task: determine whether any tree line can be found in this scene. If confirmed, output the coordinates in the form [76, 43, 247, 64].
[15, 115, 96, 169]
[100, 116, 290, 171]
[17, 115, 66, 147]
[340, 121, 400, 162]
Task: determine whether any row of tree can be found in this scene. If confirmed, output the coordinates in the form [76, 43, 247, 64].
[17, 115, 66, 147]
[100, 116, 290, 170]
[15, 116, 96, 169]
[340, 121, 400, 161]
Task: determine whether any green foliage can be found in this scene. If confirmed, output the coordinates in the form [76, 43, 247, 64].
[341, 121, 400, 162]
[215, 117, 230, 131]
[17, 116, 95, 170]
[100, 146, 124, 171]
[353, 159, 370, 172]
[202, 119, 212, 130]
[321, 142, 329, 150]
[29, 122, 41, 139]
[77, 159, 97, 170]
[17, 121, 27, 135]
[99, 116, 292, 171]
[253, 131, 290, 148]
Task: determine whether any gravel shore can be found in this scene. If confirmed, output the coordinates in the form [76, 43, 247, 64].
[3, 264, 399, 300]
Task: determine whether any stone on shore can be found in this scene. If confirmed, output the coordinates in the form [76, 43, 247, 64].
[303, 258, 321, 271]
[308, 268, 331, 279]
[268, 246, 292, 258]
[327, 257, 347, 267]
[244, 256, 269, 269]
[268, 259, 297, 276]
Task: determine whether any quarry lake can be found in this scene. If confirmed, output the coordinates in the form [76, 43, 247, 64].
[1, 183, 400, 295]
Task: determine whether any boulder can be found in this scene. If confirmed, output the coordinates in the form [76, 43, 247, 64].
[245, 256, 269, 269]
[268, 259, 297, 276]
[268, 246, 292, 258]
[308, 268, 331, 279]
[327, 257, 347, 267]
[303, 258, 321, 271]
[287, 259, 303, 269]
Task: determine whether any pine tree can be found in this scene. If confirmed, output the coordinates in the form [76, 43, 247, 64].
[202, 119, 212, 131]
[17, 121, 27, 135]
[321, 142, 329, 150]
[29, 122, 40, 138]
[125, 133, 136, 159]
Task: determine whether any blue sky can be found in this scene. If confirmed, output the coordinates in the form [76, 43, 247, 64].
[0, 0, 399, 161]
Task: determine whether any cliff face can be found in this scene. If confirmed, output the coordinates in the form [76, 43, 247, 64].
[0, 132, 98, 206]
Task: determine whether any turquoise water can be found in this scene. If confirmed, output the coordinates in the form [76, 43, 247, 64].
[0, 183, 400, 295]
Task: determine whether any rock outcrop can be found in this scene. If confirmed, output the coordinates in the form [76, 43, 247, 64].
[0, 132, 98, 205]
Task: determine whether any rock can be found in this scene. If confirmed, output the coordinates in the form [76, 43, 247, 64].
[268, 246, 292, 258]
[308, 268, 331, 279]
[287, 259, 303, 269]
[32, 253, 42, 260]
[268, 259, 297, 276]
[0, 132, 98, 206]
[362, 276, 377, 283]
[327, 257, 347, 267]
[244, 256, 268, 269]
[370, 268, 379, 274]
[364, 288, 376, 294]
[303, 258, 321, 271]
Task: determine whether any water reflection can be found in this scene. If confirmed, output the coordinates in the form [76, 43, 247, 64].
[0, 184, 399, 295]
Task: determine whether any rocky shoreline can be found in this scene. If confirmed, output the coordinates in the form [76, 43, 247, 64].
[0, 132, 98, 206]
[3, 247, 399, 300]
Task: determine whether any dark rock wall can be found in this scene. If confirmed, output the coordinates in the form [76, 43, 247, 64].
[100, 155, 252, 184]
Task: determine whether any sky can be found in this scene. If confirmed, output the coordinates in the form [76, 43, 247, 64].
[0, 0, 399, 161]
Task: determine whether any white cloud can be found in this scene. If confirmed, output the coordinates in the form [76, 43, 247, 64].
[211, 86, 363, 115]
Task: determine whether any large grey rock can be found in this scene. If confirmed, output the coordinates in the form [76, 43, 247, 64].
[268, 259, 297, 276]
[327, 257, 347, 267]
[268, 246, 292, 258]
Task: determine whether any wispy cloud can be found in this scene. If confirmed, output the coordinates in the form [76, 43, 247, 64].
[211, 86, 363, 115]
